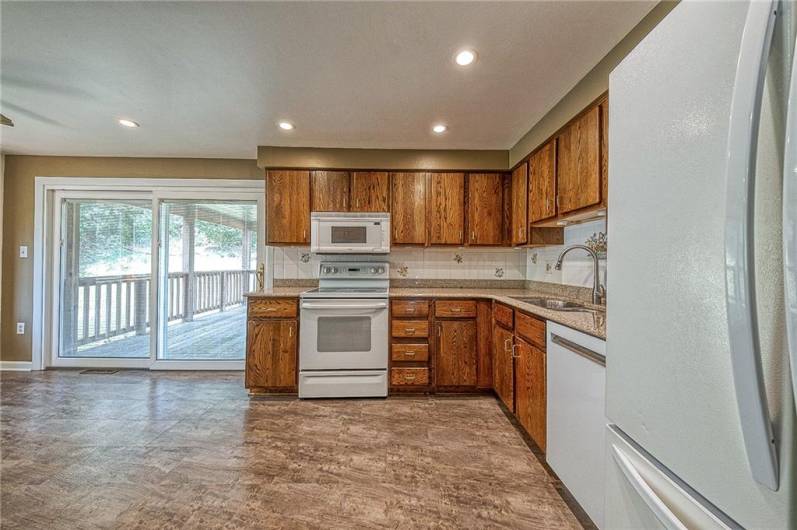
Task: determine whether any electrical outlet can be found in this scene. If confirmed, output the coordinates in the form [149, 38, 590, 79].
[19, 246, 28, 258]
[545, 262, 553, 274]
[16, 322, 25, 335]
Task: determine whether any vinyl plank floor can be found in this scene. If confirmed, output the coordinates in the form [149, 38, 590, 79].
[1, 370, 583, 529]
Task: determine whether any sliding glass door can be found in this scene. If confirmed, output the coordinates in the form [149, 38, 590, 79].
[50, 188, 263, 369]
[157, 199, 258, 363]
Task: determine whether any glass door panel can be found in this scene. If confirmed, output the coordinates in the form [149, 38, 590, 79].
[58, 199, 153, 359]
[158, 200, 257, 361]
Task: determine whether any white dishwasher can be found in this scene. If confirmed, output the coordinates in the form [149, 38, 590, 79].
[546, 321, 607, 529]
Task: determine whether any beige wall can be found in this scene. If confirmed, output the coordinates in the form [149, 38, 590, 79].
[508, 1, 678, 167]
[1, 155, 261, 362]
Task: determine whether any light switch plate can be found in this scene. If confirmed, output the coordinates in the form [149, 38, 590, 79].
[19, 246, 28, 258]
[16, 322, 25, 335]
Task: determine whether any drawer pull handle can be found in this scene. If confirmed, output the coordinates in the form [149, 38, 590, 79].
[452, 308, 462, 312]
[404, 351, 416, 356]
[405, 328, 416, 333]
[266, 307, 277, 312]
[407, 308, 416, 312]
[404, 374, 416, 381]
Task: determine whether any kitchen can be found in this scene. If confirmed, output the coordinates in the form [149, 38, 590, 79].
[1, 1, 795, 529]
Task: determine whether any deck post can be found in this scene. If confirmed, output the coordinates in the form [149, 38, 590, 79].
[182, 205, 196, 322]
[133, 279, 147, 335]
[219, 272, 226, 312]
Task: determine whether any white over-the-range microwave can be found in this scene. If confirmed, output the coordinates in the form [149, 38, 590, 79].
[310, 212, 390, 254]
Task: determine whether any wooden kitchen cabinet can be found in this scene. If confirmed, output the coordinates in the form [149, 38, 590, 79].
[391, 172, 428, 245]
[556, 106, 601, 214]
[429, 172, 465, 245]
[510, 163, 528, 246]
[467, 173, 504, 245]
[266, 170, 311, 244]
[311, 171, 350, 212]
[351, 172, 390, 212]
[515, 336, 547, 451]
[245, 318, 297, 392]
[435, 319, 478, 388]
[492, 322, 515, 411]
[529, 140, 557, 223]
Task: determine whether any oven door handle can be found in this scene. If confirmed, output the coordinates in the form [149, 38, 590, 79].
[301, 302, 388, 310]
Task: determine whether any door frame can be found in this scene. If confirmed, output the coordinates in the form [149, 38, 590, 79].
[32, 177, 269, 371]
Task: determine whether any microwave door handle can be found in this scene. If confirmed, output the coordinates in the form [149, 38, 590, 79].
[784, 22, 797, 412]
[723, 0, 778, 490]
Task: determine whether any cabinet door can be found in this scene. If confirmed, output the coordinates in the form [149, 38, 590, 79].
[245, 319, 297, 390]
[467, 173, 504, 245]
[311, 170, 350, 212]
[435, 319, 477, 387]
[529, 140, 557, 222]
[515, 337, 546, 451]
[492, 323, 514, 411]
[266, 170, 310, 244]
[429, 172, 465, 245]
[351, 171, 390, 212]
[391, 172, 427, 245]
[510, 164, 528, 245]
[557, 106, 601, 214]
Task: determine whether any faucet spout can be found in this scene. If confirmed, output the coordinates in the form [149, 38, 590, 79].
[554, 245, 605, 305]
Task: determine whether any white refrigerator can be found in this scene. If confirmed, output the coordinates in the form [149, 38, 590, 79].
[606, 1, 796, 529]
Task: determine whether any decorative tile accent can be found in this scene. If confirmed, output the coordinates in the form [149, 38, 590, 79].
[494, 267, 504, 278]
[300, 252, 311, 264]
[453, 253, 463, 263]
[397, 265, 409, 277]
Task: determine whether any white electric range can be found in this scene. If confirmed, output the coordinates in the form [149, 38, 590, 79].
[298, 261, 389, 398]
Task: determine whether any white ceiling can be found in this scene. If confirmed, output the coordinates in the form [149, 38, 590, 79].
[0, 1, 655, 159]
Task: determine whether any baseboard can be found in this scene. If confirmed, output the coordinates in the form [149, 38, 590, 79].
[0, 361, 33, 371]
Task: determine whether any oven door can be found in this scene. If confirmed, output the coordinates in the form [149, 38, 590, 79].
[300, 298, 388, 370]
[310, 217, 389, 254]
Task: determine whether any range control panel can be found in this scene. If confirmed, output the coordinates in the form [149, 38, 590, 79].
[318, 261, 389, 279]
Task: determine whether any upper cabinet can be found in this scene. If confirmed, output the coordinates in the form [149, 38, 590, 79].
[391, 172, 428, 245]
[510, 164, 528, 246]
[429, 173, 465, 245]
[311, 171, 350, 212]
[467, 173, 504, 245]
[529, 140, 557, 223]
[350, 172, 390, 212]
[266, 170, 311, 244]
[556, 106, 601, 215]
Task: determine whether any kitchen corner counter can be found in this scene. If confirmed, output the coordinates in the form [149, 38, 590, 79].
[246, 286, 605, 340]
[389, 288, 605, 340]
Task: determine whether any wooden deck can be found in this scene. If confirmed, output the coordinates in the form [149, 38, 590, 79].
[70, 305, 246, 360]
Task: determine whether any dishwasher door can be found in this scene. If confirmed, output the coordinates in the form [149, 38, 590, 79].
[546, 321, 607, 528]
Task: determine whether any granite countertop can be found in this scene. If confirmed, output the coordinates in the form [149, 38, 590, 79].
[245, 286, 605, 340]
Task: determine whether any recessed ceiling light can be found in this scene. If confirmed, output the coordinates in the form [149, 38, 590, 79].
[278, 121, 294, 131]
[432, 124, 447, 134]
[455, 49, 477, 66]
[118, 119, 139, 128]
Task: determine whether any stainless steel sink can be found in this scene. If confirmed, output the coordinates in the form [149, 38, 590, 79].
[511, 297, 602, 313]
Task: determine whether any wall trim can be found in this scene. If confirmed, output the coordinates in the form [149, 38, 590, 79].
[0, 361, 33, 371]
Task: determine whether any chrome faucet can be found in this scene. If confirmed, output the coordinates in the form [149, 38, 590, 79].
[555, 245, 606, 305]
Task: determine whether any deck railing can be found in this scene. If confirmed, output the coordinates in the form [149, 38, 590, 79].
[64, 270, 254, 347]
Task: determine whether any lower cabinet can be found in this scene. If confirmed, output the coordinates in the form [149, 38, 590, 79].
[492, 320, 515, 411]
[245, 297, 298, 394]
[435, 319, 478, 388]
[514, 337, 547, 452]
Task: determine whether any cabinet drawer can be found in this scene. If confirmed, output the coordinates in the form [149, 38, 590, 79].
[392, 320, 429, 338]
[435, 300, 477, 318]
[248, 298, 297, 319]
[494, 303, 514, 329]
[391, 367, 430, 386]
[516, 311, 545, 349]
[392, 300, 429, 318]
[392, 343, 429, 362]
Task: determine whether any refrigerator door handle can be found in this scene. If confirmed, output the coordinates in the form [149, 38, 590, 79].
[784, 18, 797, 427]
[611, 444, 688, 530]
[723, 0, 779, 491]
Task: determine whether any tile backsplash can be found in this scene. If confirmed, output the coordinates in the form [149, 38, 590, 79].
[526, 219, 607, 289]
[270, 219, 606, 288]
[272, 247, 527, 281]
